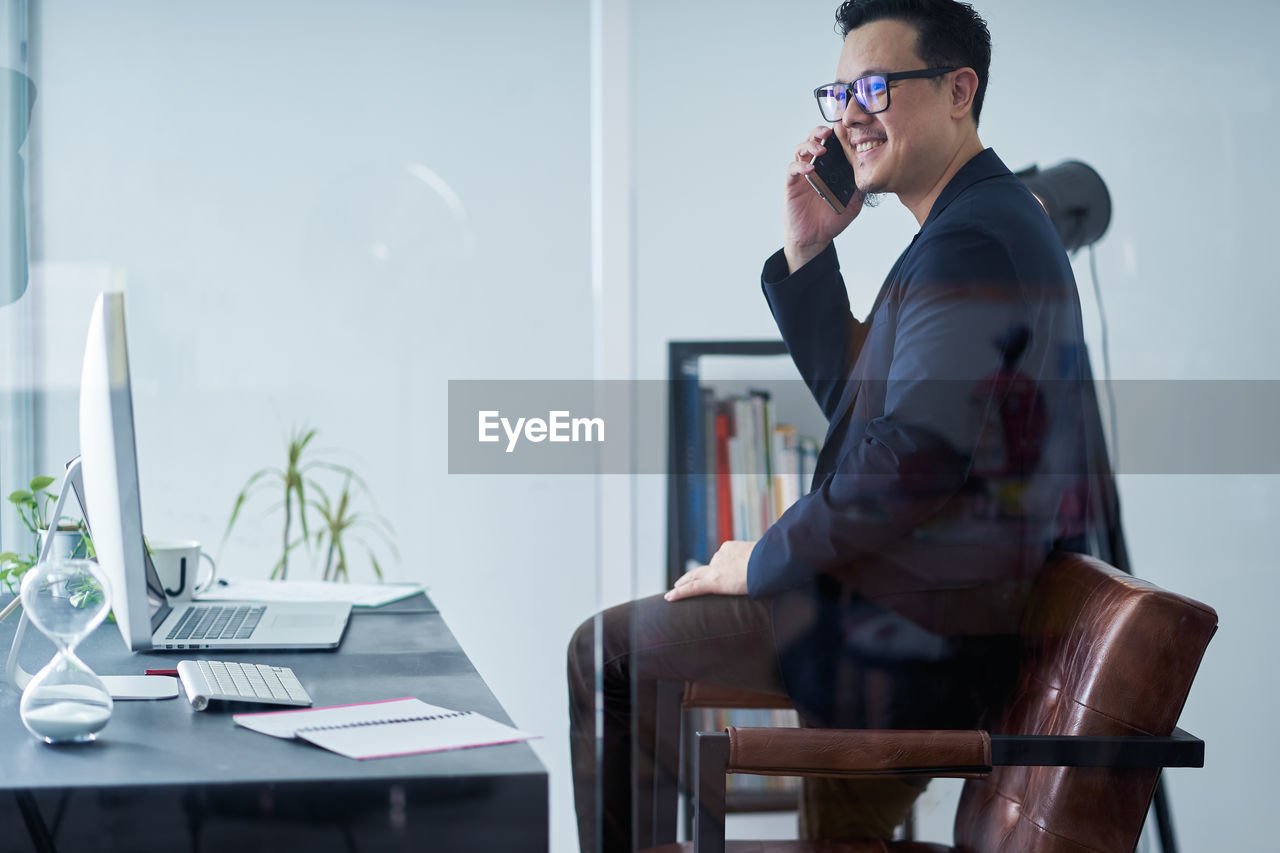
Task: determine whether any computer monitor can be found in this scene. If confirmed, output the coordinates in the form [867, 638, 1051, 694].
[78, 291, 172, 650]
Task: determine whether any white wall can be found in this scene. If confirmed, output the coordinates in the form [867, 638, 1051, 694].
[25, 3, 595, 853]
[631, 0, 1280, 847]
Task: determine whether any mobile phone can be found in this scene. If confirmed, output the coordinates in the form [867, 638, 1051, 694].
[805, 133, 859, 214]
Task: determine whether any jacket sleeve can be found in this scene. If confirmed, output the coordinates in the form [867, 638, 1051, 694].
[748, 226, 1026, 598]
[761, 244, 867, 422]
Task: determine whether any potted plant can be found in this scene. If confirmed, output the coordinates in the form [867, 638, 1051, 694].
[311, 472, 398, 582]
[222, 426, 396, 582]
[1, 476, 93, 595]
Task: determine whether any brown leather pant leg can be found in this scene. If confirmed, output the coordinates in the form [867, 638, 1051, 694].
[568, 591, 932, 851]
[798, 775, 929, 841]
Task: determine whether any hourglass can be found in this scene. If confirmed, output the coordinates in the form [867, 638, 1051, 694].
[18, 558, 114, 743]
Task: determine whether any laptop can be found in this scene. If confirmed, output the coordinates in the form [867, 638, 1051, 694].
[73, 291, 351, 652]
[64, 461, 351, 651]
[146, 561, 350, 651]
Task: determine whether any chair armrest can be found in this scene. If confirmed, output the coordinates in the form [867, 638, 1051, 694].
[726, 726, 992, 779]
[989, 727, 1205, 769]
[690, 729, 990, 853]
[691, 727, 1205, 853]
[682, 683, 793, 710]
[717, 726, 1205, 777]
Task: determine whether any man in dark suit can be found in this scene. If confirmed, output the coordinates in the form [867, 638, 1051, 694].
[569, 1, 1097, 848]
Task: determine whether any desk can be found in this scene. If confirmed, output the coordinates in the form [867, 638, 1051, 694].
[0, 593, 548, 852]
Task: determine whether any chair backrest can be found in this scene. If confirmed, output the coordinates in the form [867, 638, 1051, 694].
[953, 552, 1217, 852]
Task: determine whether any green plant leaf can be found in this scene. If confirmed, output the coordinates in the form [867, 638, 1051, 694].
[335, 541, 349, 582]
[301, 459, 358, 479]
[8, 489, 33, 505]
[294, 426, 318, 451]
[29, 476, 56, 492]
[352, 530, 398, 560]
[14, 503, 37, 535]
[225, 424, 398, 583]
[293, 475, 311, 541]
[221, 467, 280, 544]
[269, 535, 311, 580]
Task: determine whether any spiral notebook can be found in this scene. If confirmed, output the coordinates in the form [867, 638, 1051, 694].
[233, 697, 537, 760]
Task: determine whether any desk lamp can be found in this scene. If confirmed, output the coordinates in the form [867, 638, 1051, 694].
[1016, 160, 1112, 252]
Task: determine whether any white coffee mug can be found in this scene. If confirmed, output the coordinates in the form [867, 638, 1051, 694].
[148, 539, 217, 601]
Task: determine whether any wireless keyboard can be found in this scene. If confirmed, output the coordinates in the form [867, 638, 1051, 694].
[176, 660, 313, 711]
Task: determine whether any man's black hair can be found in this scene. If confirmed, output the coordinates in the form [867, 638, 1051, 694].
[835, 0, 991, 127]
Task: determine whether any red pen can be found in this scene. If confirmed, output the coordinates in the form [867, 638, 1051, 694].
[145, 668, 178, 676]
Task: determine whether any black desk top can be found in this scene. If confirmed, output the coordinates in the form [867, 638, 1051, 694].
[0, 593, 546, 791]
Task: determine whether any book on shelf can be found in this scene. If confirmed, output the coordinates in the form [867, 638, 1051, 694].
[684, 388, 818, 572]
[680, 361, 709, 565]
[713, 403, 734, 548]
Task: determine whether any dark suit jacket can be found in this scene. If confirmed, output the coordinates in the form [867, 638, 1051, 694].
[748, 149, 1100, 728]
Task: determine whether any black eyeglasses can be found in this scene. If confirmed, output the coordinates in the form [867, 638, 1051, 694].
[813, 67, 956, 121]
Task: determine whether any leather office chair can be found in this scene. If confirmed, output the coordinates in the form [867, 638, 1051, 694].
[646, 552, 1217, 853]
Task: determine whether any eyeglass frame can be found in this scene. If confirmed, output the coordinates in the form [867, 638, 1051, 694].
[813, 67, 958, 121]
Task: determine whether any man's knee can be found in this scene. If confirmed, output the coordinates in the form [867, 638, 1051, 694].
[567, 613, 599, 690]
[567, 603, 638, 699]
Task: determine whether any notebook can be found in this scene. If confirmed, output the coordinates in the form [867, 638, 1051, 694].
[233, 697, 537, 760]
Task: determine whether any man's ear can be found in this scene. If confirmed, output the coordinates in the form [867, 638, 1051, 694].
[949, 67, 979, 121]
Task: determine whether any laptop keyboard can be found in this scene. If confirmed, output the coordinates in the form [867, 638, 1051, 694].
[167, 605, 266, 641]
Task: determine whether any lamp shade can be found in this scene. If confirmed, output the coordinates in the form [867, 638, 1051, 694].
[1016, 160, 1111, 253]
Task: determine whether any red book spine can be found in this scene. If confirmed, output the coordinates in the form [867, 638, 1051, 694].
[714, 410, 734, 546]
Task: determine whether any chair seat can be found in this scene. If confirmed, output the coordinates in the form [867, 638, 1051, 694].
[645, 842, 955, 853]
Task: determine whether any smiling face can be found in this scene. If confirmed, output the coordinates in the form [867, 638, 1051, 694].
[834, 18, 977, 219]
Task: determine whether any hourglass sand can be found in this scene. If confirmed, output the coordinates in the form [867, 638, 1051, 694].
[18, 559, 114, 743]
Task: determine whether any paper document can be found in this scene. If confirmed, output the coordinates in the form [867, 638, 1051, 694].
[234, 697, 537, 760]
[197, 580, 422, 608]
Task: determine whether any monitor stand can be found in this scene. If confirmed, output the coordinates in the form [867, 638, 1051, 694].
[3, 458, 178, 700]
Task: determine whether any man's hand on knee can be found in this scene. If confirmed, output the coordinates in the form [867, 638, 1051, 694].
[664, 540, 756, 602]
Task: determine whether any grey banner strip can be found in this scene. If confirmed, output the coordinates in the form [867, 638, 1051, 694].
[447, 380, 1280, 475]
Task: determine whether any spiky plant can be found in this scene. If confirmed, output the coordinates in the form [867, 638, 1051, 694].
[311, 473, 398, 583]
[222, 426, 395, 582]
[223, 427, 360, 579]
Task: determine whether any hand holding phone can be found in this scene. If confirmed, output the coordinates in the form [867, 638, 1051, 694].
[784, 127, 864, 273]
[805, 131, 859, 214]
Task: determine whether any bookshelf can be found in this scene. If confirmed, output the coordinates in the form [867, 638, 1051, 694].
[665, 340, 831, 821]
[666, 340, 829, 586]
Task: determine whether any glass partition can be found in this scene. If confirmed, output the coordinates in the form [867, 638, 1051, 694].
[6, 2, 597, 852]
[630, 0, 1277, 849]
[1, 0, 35, 573]
[10, 1, 1278, 850]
